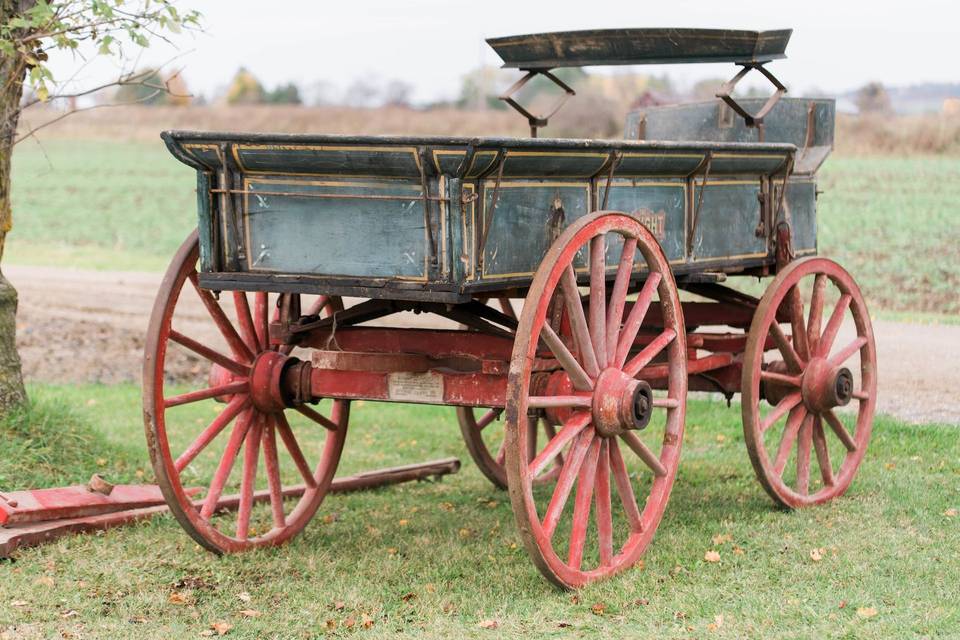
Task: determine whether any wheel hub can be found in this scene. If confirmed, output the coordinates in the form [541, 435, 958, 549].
[801, 357, 853, 413]
[592, 368, 653, 438]
[249, 351, 292, 413]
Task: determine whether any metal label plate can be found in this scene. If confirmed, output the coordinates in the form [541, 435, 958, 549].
[387, 372, 444, 403]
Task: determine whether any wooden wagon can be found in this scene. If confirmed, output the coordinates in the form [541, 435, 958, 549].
[145, 28, 876, 588]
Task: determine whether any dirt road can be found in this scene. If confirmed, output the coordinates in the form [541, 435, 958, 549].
[7, 264, 958, 425]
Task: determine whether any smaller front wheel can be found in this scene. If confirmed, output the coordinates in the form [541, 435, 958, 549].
[742, 257, 877, 509]
[504, 211, 687, 589]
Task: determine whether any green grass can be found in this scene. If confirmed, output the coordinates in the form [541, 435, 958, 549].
[1, 384, 958, 639]
[8, 139, 195, 270]
[817, 156, 960, 315]
[8, 142, 960, 315]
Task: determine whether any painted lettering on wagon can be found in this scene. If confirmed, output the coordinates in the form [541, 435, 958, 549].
[633, 208, 666, 241]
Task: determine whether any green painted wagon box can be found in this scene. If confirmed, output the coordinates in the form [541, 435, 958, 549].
[163, 132, 823, 302]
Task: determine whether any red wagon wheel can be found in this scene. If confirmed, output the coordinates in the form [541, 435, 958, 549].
[457, 297, 563, 489]
[504, 211, 687, 589]
[742, 257, 877, 508]
[143, 231, 348, 553]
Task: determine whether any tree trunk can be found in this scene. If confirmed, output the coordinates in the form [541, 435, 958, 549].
[0, 43, 28, 411]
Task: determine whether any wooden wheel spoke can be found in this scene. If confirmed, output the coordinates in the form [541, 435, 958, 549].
[542, 428, 595, 539]
[236, 414, 264, 539]
[795, 414, 813, 495]
[615, 272, 662, 368]
[475, 408, 503, 431]
[233, 292, 260, 353]
[608, 439, 643, 532]
[852, 390, 870, 401]
[811, 417, 835, 487]
[168, 330, 250, 378]
[824, 409, 857, 452]
[606, 237, 638, 366]
[619, 431, 667, 477]
[594, 440, 614, 567]
[294, 404, 340, 431]
[819, 294, 852, 357]
[807, 274, 827, 355]
[164, 380, 248, 409]
[773, 406, 806, 477]
[306, 295, 332, 317]
[759, 369, 801, 388]
[760, 391, 803, 433]
[652, 397, 680, 409]
[529, 412, 590, 478]
[568, 438, 601, 571]
[497, 297, 517, 320]
[560, 265, 600, 377]
[787, 285, 809, 360]
[275, 413, 317, 488]
[828, 336, 867, 367]
[495, 438, 507, 466]
[188, 271, 255, 362]
[527, 395, 592, 409]
[540, 324, 594, 391]
[200, 409, 255, 519]
[175, 395, 250, 473]
[261, 415, 287, 529]
[588, 234, 609, 369]
[769, 322, 804, 373]
[254, 292, 270, 351]
[542, 421, 564, 470]
[623, 328, 676, 378]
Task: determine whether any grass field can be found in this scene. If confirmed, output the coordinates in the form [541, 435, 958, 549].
[8, 139, 960, 316]
[0, 385, 958, 639]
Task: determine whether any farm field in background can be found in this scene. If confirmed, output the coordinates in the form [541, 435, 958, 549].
[0, 385, 957, 639]
[8, 138, 960, 316]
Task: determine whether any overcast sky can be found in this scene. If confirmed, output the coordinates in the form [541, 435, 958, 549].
[47, 0, 958, 103]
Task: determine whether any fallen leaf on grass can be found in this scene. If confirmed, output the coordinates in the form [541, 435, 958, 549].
[60, 610, 79, 619]
[239, 609, 261, 618]
[168, 592, 191, 606]
[236, 592, 251, 603]
[856, 607, 878, 618]
[210, 621, 233, 636]
[33, 576, 55, 587]
[591, 602, 606, 615]
[401, 592, 417, 602]
[704, 550, 721, 563]
[344, 617, 356, 629]
[361, 615, 374, 629]
[478, 619, 500, 629]
[711, 533, 732, 545]
[944, 508, 958, 517]
[810, 548, 825, 562]
[706, 614, 724, 631]
[732, 545, 745, 555]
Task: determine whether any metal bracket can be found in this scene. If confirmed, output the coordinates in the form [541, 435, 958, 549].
[499, 69, 576, 138]
[715, 62, 787, 140]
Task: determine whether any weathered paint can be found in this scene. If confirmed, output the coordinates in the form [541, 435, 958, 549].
[162, 132, 818, 301]
[487, 28, 791, 69]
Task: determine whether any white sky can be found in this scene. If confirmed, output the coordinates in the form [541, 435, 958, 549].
[46, 0, 959, 103]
